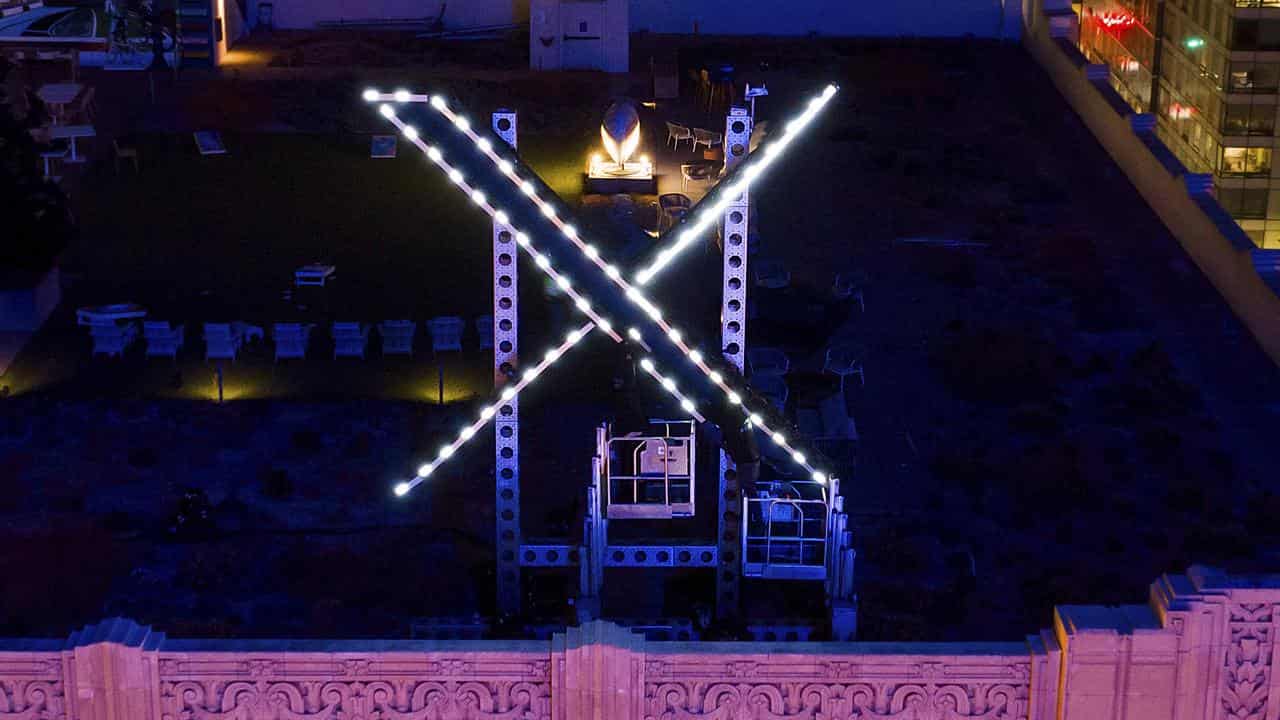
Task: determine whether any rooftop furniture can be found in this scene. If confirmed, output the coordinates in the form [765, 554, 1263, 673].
[113, 138, 138, 174]
[476, 315, 494, 350]
[272, 323, 314, 361]
[753, 258, 791, 289]
[427, 316, 464, 353]
[378, 320, 416, 356]
[797, 392, 858, 443]
[332, 321, 371, 359]
[71, 86, 95, 123]
[142, 321, 184, 359]
[833, 270, 868, 312]
[680, 162, 716, 192]
[77, 304, 147, 326]
[295, 264, 336, 287]
[37, 82, 82, 124]
[203, 322, 261, 362]
[691, 128, 723, 153]
[40, 143, 66, 180]
[89, 322, 138, 358]
[658, 193, 692, 233]
[823, 342, 866, 391]
[49, 123, 94, 163]
[665, 121, 692, 149]
[747, 347, 790, 376]
[751, 373, 789, 412]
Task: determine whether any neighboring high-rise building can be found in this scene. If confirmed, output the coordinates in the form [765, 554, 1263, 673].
[1080, 0, 1280, 248]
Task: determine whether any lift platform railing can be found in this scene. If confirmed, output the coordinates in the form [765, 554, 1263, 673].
[742, 481, 830, 580]
[605, 420, 696, 519]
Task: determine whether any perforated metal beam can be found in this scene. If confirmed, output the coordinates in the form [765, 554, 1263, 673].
[518, 544, 718, 568]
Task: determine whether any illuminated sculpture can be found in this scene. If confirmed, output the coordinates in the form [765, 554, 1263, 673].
[587, 99, 653, 192]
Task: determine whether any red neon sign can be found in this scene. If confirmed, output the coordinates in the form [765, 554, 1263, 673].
[1098, 11, 1137, 30]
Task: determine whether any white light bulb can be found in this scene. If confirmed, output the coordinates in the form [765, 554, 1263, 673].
[394, 482, 411, 496]
[681, 399, 695, 413]
[689, 350, 703, 363]
[417, 464, 432, 477]
[427, 147, 442, 162]
[461, 426, 476, 441]
[605, 265, 621, 280]
[812, 471, 827, 483]
[430, 95, 446, 110]
[476, 137, 492, 152]
[555, 276, 570, 291]
[709, 371, 723, 384]
[448, 169, 464, 184]
[494, 210, 509, 225]
[640, 358, 655, 371]
[809, 97, 823, 111]
[481, 406, 496, 420]
[824, 84, 838, 98]
[792, 451, 805, 464]
[362, 88, 379, 102]
[379, 104, 395, 118]
[470, 190, 486, 205]
[728, 392, 741, 405]
[521, 181, 536, 196]
[515, 232, 530, 247]
[584, 245, 599, 260]
[646, 306, 662, 322]
[771, 432, 786, 446]
[541, 204, 556, 219]
[635, 270, 652, 286]
[667, 329, 682, 343]
[567, 330, 582, 344]
[394, 89, 410, 102]
[628, 327, 642, 341]
[525, 368, 540, 380]
[749, 413, 763, 426]
[498, 160, 514, 175]
[563, 225, 578, 239]
[626, 287, 641, 303]
[439, 445, 455, 459]
[535, 255, 550, 270]
[545, 348, 559, 361]
[454, 116, 470, 131]
[575, 298, 590, 312]
[661, 378, 676, 392]
[597, 319, 612, 333]
[402, 126, 418, 140]
[502, 388, 517, 400]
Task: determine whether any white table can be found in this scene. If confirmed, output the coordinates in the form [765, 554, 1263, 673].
[77, 304, 147, 326]
[37, 83, 83, 124]
[49, 124, 95, 163]
[295, 264, 336, 287]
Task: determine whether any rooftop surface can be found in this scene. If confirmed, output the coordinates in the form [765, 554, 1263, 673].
[1, 35, 1278, 640]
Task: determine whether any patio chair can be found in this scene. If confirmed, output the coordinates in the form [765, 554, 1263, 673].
[476, 315, 494, 350]
[378, 320, 416, 356]
[824, 342, 867, 391]
[691, 128, 723, 153]
[797, 392, 858, 443]
[89, 322, 138, 358]
[680, 163, 715, 192]
[142, 321, 185, 359]
[747, 347, 790, 376]
[204, 323, 242, 361]
[113, 138, 139, 174]
[753, 258, 791, 289]
[332, 321, 371, 359]
[427, 316, 464, 353]
[833, 270, 868, 312]
[272, 323, 315, 362]
[72, 87, 95, 124]
[666, 121, 692, 149]
[658, 193, 692, 232]
[751, 373, 789, 413]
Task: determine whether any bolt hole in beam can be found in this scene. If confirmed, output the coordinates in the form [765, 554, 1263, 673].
[367, 85, 839, 495]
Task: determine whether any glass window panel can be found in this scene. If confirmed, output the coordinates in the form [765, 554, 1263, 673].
[1222, 147, 1273, 175]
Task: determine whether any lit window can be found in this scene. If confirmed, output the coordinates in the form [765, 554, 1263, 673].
[1221, 147, 1272, 175]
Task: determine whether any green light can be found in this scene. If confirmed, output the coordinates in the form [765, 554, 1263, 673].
[1184, 37, 1205, 49]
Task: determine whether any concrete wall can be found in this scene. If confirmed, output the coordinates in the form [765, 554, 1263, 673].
[628, 0, 1024, 39]
[0, 568, 1276, 720]
[1023, 0, 1280, 366]
[530, 0, 628, 72]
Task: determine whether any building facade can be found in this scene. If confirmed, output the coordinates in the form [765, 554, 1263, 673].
[1080, 0, 1280, 248]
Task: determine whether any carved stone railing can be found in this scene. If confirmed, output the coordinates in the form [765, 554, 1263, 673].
[1, 567, 1276, 720]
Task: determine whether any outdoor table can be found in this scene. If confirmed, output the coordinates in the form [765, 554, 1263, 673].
[76, 303, 147, 326]
[37, 83, 83, 124]
[49, 124, 95, 163]
[295, 264, 336, 287]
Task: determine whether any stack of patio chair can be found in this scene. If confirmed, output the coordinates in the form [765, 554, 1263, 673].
[142, 321, 184, 359]
[332, 322, 371, 359]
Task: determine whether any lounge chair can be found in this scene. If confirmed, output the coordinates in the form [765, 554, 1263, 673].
[666, 121, 692, 149]
[833, 270, 867, 312]
[378, 320, 416, 356]
[332, 322, 371, 359]
[272, 323, 314, 361]
[747, 347, 790, 376]
[427, 316, 464, 353]
[204, 322, 262, 362]
[90, 322, 138, 358]
[824, 342, 866, 391]
[658, 193, 692, 232]
[476, 315, 494, 350]
[692, 128, 723, 153]
[142, 321, 185, 359]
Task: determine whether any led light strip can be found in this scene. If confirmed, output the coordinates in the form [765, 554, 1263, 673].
[633, 83, 839, 285]
[638, 357, 705, 423]
[368, 91, 833, 487]
[394, 321, 597, 497]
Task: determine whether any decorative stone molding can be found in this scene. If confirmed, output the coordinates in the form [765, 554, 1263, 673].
[3, 569, 1280, 720]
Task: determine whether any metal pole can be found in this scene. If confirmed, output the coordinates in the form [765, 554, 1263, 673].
[216, 363, 224, 404]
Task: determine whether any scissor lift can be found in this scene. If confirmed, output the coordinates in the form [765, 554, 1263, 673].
[605, 420, 696, 519]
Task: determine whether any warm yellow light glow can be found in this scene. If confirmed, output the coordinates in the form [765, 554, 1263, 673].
[601, 124, 641, 168]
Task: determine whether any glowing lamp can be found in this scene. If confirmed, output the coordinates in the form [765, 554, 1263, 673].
[1184, 37, 1205, 49]
[588, 99, 653, 190]
[601, 100, 640, 168]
